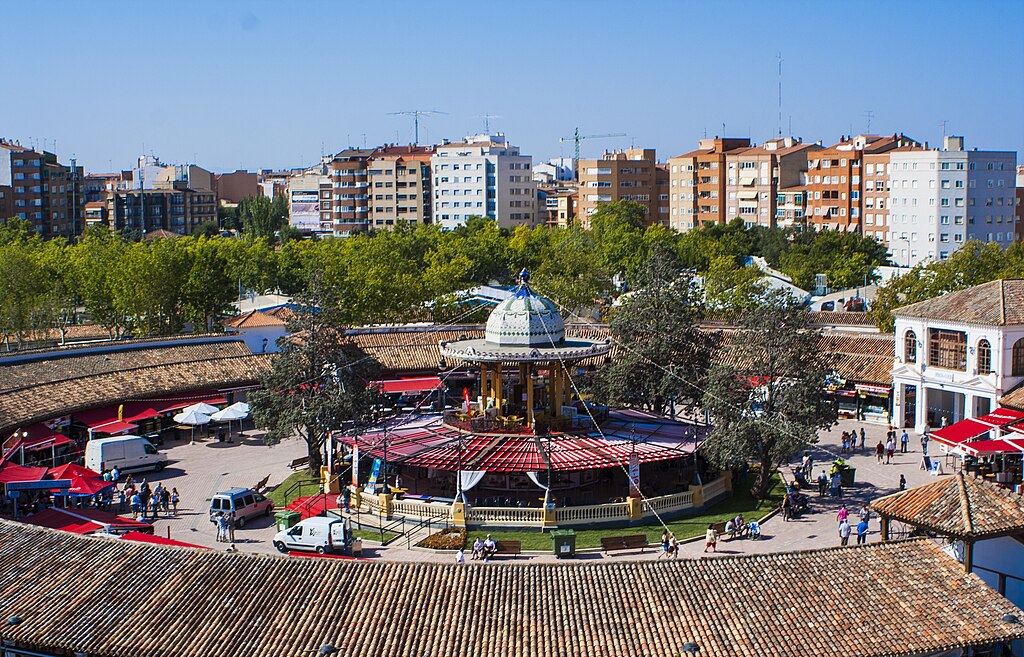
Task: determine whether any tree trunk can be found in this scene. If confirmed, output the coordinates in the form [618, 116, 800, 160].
[755, 454, 776, 501]
[305, 438, 324, 477]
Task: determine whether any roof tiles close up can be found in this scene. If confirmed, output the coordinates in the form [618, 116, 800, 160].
[894, 280, 1024, 326]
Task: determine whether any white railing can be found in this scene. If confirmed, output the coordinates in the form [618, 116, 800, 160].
[702, 476, 727, 501]
[391, 499, 453, 521]
[466, 506, 544, 526]
[361, 492, 381, 515]
[641, 490, 694, 515]
[556, 502, 629, 524]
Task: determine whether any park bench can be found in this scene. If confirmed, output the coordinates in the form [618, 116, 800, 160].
[711, 521, 728, 539]
[288, 456, 310, 470]
[600, 534, 648, 554]
[252, 474, 270, 493]
[493, 540, 522, 558]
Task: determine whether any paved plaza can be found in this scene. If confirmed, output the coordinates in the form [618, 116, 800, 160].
[133, 417, 948, 562]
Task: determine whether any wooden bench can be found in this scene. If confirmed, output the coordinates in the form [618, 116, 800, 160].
[252, 474, 270, 493]
[288, 456, 310, 470]
[600, 534, 648, 554]
[711, 521, 727, 535]
[493, 540, 522, 558]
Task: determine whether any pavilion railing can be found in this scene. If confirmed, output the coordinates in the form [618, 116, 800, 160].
[555, 502, 629, 524]
[391, 498, 454, 522]
[640, 490, 695, 515]
[702, 476, 728, 501]
[465, 506, 544, 526]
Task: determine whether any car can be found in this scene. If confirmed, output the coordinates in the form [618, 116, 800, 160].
[273, 516, 349, 555]
[208, 488, 273, 528]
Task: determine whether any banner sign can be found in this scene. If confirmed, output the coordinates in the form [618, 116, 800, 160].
[628, 452, 640, 499]
[366, 458, 382, 490]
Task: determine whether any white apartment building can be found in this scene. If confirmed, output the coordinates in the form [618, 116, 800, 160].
[892, 280, 1024, 433]
[887, 136, 1017, 268]
[431, 133, 536, 230]
[286, 168, 330, 235]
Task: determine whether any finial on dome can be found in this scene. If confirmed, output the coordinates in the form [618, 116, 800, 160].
[519, 268, 530, 285]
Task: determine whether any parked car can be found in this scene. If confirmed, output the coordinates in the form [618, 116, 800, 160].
[273, 516, 348, 554]
[84, 435, 167, 474]
[208, 488, 273, 528]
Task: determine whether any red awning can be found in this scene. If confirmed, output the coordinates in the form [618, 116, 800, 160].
[23, 433, 74, 452]
[0, 462, 49, 485]
[374, 377, 442, 395]
[977, 408, 1024, 427]
[20, 507, 151, 535]
[90, 420, 139, 436]
[121, 531, 207, 549]
[960, 439, 1024, 456]
[931, 419, 992, 447]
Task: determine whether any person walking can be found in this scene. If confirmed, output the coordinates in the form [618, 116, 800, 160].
[704, 524, 718, 553]
[921, 432, 929, 455]
[659, 530, 671, 559]
[129, 492, 141, 519]
[669, 533, 678, 559]
[801, 451, 813, 478]
[875, 440, 885, 464]
[856, 518, 869, 545]
[817, 470, 828, 497]
[900, 430, 909, 453]
[456, 548, 466, 565]
[838, 519, 852, 546]
[214, 512, 227, 542]
[885, 437, 895, 464]
[171, 488, 180, 514]
[110, 466, 120, 483]
[342, 486, 351, 513]
[226, 514, 236, 543]
[781, 494, 793, 521]
[830, 471, 842, 499]
[836, 505, 849, 524]
[859, 427, 866, 450]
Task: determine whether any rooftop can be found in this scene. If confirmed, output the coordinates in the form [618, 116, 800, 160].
[871, 471, 1024, 539]
[225, 309, 288, 329]
[893, 280, 1024, 326]
[0, 522, 1021, 657]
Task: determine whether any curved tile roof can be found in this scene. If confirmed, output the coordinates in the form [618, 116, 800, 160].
[893, 279, 1024, 326]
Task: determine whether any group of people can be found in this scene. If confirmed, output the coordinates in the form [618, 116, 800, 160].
[703, 514, 761, 553]
[660, 530, 679, 558]
[836, 504, 871, 546]
[125, 477, 179, 520]
[462, 534, 498, 563]
[211, 511, 236, 543]
[838, 428, 867, 454]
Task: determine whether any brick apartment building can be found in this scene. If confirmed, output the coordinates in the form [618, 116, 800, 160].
[1016, 165, 1024, 242]
[367, 145, 434, 229]
[804, 133, 918, 234]
[106, 186, 217, 235]
[538, 185, 576, 227]
[669, 138, 750, 231]
[723, 137, 821, 229]
[0, 139, 83, 236]
[576, 148, 668, 228]
[214, 170, 259, 206]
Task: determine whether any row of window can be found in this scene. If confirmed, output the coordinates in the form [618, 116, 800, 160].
[904, 330, 1024, 375]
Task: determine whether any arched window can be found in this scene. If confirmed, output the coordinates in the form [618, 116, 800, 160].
[977, 339, 992, 374]
[904, 330, 917, 364]
[1014, 339, 1024, 376]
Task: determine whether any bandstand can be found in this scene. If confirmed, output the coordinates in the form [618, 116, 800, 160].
[337, 271, 727, 529]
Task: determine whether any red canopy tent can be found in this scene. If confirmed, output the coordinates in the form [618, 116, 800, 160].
[121, 531, 207, 549]
[20, 507, 151, 535]
[373, 377, 442, 395]
[0, 462, 49, 485]
[65, 476, 114, 497]
[50, 463, 100, 480]
[931, 419, 993, 447]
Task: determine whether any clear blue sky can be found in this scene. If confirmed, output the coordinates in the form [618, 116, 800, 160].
[4, 0, 1023, 173]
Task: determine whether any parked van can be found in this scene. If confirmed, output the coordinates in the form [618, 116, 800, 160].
[84, 435, 167, 474]
[208, 488, 274, 528]
[273, 516, 349, 554]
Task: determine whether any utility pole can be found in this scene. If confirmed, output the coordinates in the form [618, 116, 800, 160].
[388, 110, 447, 145]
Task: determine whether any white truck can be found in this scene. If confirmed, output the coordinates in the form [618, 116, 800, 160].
[84, 435, 168, 474]
[273, 516, 350, 554]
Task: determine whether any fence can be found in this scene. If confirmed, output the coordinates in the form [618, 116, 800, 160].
[640, 490, 695, 515]
[702, 476, 727, 502]
[555, 502, 629, 524]
[465, 506, 544, 526]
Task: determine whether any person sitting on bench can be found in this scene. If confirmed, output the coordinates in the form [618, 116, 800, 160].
[733, 514, 749, 538]
[482, 534, 497, 561]
[472, 537, 484, 561]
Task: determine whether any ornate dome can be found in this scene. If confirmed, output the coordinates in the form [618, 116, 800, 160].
[485, 270, 565, 346]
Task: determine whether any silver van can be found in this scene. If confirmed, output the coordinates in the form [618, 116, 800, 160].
[208, 488, 274, 527]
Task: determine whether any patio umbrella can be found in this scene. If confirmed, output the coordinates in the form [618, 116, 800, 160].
[50, 463, 101, 480]
[66, 475, 114, 497]
[211, 406, 249, 439]
[174, 409, 211, 444]
[182, 402, 220, 415]
[225, 401, 250, 415]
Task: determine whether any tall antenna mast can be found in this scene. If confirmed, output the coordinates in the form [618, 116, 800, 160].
[777, 52, 783, 138]
[474, 114, 501, 133]
[939, 119, 949, 138]
[865, 110, 875, 133]
[388, 110, 447, 145]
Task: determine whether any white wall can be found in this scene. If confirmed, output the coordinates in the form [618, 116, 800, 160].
[233, 326, 288, 354]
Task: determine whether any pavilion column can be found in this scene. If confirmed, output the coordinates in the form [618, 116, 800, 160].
[494, 363, 503, 413]
[480, 363, 489, 406]
[915, 386, 929, 434]
[526, 364, 535, 427]
[564, 364, 573, 407]
[552, 364, 562, 418]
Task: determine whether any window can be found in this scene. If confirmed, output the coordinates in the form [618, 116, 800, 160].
[977, 339, 992, 374]
[1014, 339, 1024, 376]
[928, 329, 967, 371]
[904, 330, 917, 363]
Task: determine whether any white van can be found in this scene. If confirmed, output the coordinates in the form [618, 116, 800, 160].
[273, 516, 349, 554]
[84, 435, 168, 474]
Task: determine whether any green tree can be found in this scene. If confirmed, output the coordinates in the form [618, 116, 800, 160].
[238, 195, 288, 240]
[589, 245, 718, 416]
[69, 228, 130, 339]
[700, 290, 837, 499]
[182, 237, 234, 332]
[701, 255, 766, 312]
[533, 228, 611, 320]
[193, 220, 220, 238]
[588, 200, 648, 281]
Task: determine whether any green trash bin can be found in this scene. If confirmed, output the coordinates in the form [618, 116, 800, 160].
[840, 466, 856, 487]
[551, 529, 576, 558]
[275, 510, 301, 532]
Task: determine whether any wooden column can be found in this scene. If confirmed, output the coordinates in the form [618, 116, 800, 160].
[964, 539, 974, 574]
[551, 364, 562, 418]
[564, 364, 573, 407]
[880, 516, 890, 541]
[526, 364, 535, 426]
[480, 363, 489, 405]
[494, 363, 503, 413]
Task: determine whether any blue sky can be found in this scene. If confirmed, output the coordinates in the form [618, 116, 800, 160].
[4, 1, 1023, 173]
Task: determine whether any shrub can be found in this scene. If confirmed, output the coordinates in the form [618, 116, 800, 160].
[416, 527, 466, 550]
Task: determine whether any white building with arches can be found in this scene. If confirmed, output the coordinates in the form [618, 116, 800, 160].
[892, 279, 1024, 433]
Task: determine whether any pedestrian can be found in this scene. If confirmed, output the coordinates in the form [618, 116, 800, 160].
[110, 466, 120, 482]
[838, 519, 852, 546]
[875, 440, 885, 464]
[840, 433, 849, 454]
[659, 530, 671, 558]
[859, 427, 866, 450]
[150, 496, 159, 519]
[830, 471, 842, 498]
[161, 487, 170, 513]
[817, 470, 828, 497]
[900, 430, 909, 453]
[118, 489, 126, 513]
[102, 469, 111, 483]
[859, 504, 870, 524]
[456, 547, 466, 565]
[215, 512, 228, 542]
[781, 494, 793, 521]
[669, 533, 678, 559]
[342, 486, 351, 513]
[836, 504, 849, 524]
[856, 518, 869, 545]
[801, 451, 812, 477]
[885, 437, 895, 464]
[704, 524, 718, 552]
[921, 432, 929, 455]
[171, 488, 179, 514]
[129, 493, 141, 519]
[227, 514, 236, 543]
[899, 474, 907, 491]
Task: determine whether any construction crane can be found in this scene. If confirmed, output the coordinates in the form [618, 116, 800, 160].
[559, 127, 627, 169]
[388, 110, 447, 145]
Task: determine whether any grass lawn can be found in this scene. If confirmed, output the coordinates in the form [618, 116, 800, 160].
[353, 529, 398, 544]
[267, 470, 320, 510]
[479, 470, 785, 551]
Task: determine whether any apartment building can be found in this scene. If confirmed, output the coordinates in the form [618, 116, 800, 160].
[775, 186, 809, 230]
[326, 148, 375, 235]
[214, 170, 259, 205]
[1016, 165, 1024, 242]
[106, 186, 216, 235]
[723, 137, 820, 229]
[431, 133, 536, 230]
[0, 140, 83, 236]
[668, 138, 750, 231]
[287, 168, 330, 235]
[887, 136, 1017, 267]
[576, 148, 667, 228]
[538, 185, 576, 228]
[367, 145, 434, 228]
[804, 133, 918, 233]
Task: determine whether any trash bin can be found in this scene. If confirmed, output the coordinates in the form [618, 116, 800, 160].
[840, 467, 856, 487]
[351, 538, 363, 558]
[274, 510, 301, 532]
[551, 529, 576, 558]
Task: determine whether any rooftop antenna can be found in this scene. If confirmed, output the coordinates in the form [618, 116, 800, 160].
[362, 134, 366, 148]
[939, 119, 949, 138]
[474, 114, 501, 133]
[388, 110, 447, 145]
[864, 110, 874, 133]
[777, 52, 783, 138]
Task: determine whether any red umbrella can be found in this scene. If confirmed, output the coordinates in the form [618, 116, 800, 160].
[50, 463, 101, 480]
[66, 476, 114, 497]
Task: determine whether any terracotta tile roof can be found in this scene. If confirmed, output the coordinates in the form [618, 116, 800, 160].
[808, 311, 876, 327]
[817, 332, 895, 385]
[0, 352, 269, 432]
[225, 309, 287, 329]
[1001, 380, 1024, 411]
[871, 472, 1024, 539]
[0, 522, 1020, 657]
[894, 280, 1024, 326]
